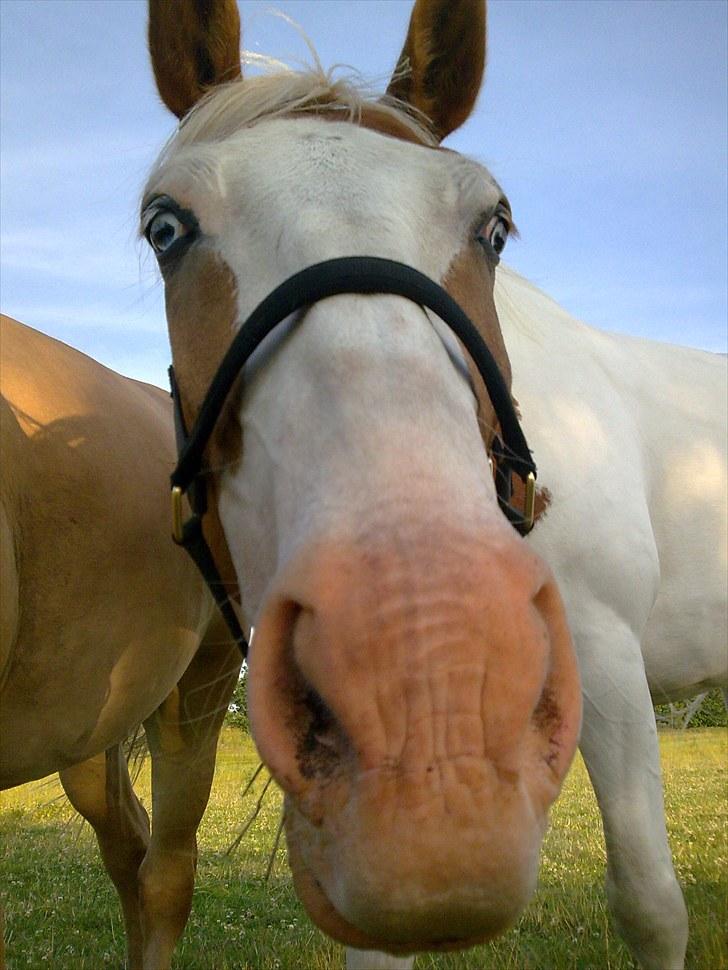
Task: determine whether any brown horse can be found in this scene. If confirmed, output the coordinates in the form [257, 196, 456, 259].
[142, 0, 581, 965]
[0, 314, 241, 969]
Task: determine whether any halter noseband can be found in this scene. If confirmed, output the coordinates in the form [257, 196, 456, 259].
[168, 256, 537, 657]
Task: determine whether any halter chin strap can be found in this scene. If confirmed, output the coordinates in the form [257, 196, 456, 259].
[168, 256, 537, 657]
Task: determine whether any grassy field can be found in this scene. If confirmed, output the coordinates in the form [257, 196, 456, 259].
[1, 728, 726, 969]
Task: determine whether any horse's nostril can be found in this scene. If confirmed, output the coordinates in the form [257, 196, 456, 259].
[263, 605, 354, 784]
[532, 685, 560, 733]
[297, 685, 350, 779]
[526, 581, 581, 784]
[531, 685, 562, 769]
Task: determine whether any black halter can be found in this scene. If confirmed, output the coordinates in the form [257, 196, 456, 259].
[169, 256, 537, 657]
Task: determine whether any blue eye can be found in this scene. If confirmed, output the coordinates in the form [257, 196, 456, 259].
[478, 214, 509, 256]
[146, 210, 189, 254]
[488, 217, 509, 254]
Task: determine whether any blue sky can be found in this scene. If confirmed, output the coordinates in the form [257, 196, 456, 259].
[1, 0, 726, 388]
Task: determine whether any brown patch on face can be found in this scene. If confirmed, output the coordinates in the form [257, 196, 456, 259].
[443, 248, 551, 527]
[443, 245, 511, 446]
[163, 246, 242, 599]
[358, 105, 434, 146]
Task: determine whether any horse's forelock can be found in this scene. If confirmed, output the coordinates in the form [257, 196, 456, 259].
[156, 61, 438, 163]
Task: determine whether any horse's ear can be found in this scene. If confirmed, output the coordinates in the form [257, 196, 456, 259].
[148, 0, 242, 119]
[386, 0, 486, 142]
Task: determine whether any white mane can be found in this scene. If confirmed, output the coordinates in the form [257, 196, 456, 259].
[149, 53, 436, 180]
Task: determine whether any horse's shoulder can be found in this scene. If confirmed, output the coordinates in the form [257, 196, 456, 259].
[0, 319, 181, 557]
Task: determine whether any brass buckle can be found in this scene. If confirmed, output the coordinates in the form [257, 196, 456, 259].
[171, 485, 184, 543]
[524, 471, 536, 533]
[490, 459, 536, 534]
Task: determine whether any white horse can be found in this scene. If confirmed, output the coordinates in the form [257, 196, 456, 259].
[142, 1, 726, 969]
[497, 266, 726, 970]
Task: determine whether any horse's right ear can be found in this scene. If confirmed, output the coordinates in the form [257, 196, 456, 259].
[386, 0, 486, 142]
[148, 0, 242, 119]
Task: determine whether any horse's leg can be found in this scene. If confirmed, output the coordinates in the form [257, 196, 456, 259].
[345, 948, 415, 969]
[59, 746, 151, 969]
[138, 621, 241, 970]
[577, 615, 688, 970]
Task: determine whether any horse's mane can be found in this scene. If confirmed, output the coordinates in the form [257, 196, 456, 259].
[152, 52, 437, 169]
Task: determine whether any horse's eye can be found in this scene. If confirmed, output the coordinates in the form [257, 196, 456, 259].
[488, 217, 509, 255]
[478, 214, 509, 257]
[146, 210, 189, 254]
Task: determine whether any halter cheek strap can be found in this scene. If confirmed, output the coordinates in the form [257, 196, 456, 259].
[168, 256, 538, 657]
[169, 365, 249, 653]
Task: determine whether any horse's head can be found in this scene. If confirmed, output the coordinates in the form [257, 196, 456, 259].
[144, 0, 581, 953]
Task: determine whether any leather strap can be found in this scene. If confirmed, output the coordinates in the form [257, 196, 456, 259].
[169, 366, 248, 654]
[172, 257, 535, 492]
[169, 256, 538, 657]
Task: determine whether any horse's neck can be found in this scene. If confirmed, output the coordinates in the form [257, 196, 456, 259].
[496, 264, 727, 457]
[496, 267, 726, 700]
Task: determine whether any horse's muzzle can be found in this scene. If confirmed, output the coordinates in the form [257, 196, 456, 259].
[246, 518, 581, 951]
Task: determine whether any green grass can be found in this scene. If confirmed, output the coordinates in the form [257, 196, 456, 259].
[2, 728, 726, 969]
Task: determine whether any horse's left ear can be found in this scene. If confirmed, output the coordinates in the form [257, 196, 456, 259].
[148, 0, 242, 119]
[386, 0, 486, 142]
